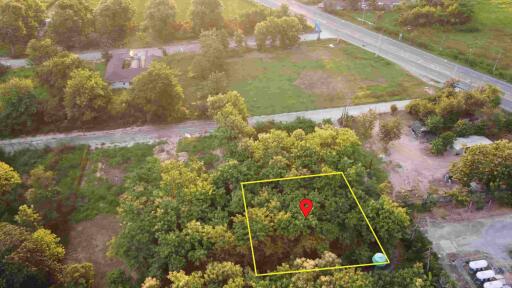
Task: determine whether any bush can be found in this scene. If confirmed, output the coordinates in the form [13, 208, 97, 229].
[425, 115, 444, 135]
[0, 62, 10, 77]
[431, 132, 455, 155]
[107, 268, 133, 288]
[390, 104, 398, 115]
[254, 117, 317, 135]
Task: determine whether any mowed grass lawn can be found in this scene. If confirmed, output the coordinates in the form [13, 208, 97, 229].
[336, 0, 512, 82]
[167, 40, 429, 116]
[228, 40, 428, 115]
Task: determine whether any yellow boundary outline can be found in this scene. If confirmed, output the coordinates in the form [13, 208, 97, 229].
[240, 171, 390, 276]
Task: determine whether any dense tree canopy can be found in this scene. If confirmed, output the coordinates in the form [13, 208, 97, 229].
[25, 38, 60, 66]
[190, 29, 229, 79]
[143, 0, 176, 42]
[255, 16, 302, 50]
[450, 140, 512, 192]
[399, 0, 474, 27]
[0, 0, 45, 56]
[112, 90, 412, 283]
[94, 0, 135, 47]
[0, 78, 39, 137]
[63, 68, 112, 124]
[130, 62, 186, 122]
[49, 0, 94, 49]
[189, 0, 224, 35]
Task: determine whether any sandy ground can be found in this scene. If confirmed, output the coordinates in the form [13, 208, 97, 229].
[65, 214, 129, 288]
[384, 115, 459, 199]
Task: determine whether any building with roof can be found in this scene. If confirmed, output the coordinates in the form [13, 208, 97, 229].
[453, 135, 493, 155]
[104, 49, 163, 89]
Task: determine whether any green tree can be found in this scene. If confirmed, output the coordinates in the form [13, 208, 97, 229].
[0, 161, 21, 201]
[366, 196, 410, 248]
[64, 68, 112, 124]
[49, 0, 94, 49]
[7, 228, 65, 283]
[190, 29, 228, 79]
[130, 62, 186, 122]
[61, 263, 95, 288]
[15, 205, 42, 231]
[36, 52, 87, 123]
[353, 109, 378, 141]
[255, 16, 301, 50]
[379, 117, 402, 151]
[94, 0, 135, 47]
[425, 114, 444, 135]
[26, 38, 60, 65]
[189, 0, 224, 35]
[143, 0, 176, 42]
[0, 0, 45, 56]
[450, 140, 512, 191]
[0, 77, 39, 136]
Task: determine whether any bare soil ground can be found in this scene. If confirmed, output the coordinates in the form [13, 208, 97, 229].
[294, 70, 357, 97]
[376, 113, 460, 199]
[65, 214, 130, 288]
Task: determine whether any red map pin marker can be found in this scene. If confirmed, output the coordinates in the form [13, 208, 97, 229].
[299, 198, 313, 218]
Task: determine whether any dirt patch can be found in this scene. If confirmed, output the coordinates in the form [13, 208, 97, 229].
[370, 113, 459, 200]
[295, 70, 357, 98]
[290, 45, 333, 62]
[153, 139, 178, 162]
[95, 162, 125, 186]
[65, 214, 130, 288]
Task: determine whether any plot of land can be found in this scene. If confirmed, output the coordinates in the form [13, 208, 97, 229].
[335, 0, 512, 82]
[65, 214, 130, 288]
[169, 40, 429, 116]
[373, 113, 458, 199]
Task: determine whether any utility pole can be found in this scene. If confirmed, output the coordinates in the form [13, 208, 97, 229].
[493, 51, 503, 73]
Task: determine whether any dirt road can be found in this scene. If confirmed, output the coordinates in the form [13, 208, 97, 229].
[0, 100, 410, 153]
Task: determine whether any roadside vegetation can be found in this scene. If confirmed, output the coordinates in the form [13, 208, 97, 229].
[327, 0, 512, 83]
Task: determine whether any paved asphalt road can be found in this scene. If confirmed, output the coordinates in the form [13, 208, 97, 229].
[254, 0, 512, 111]
[0, 100, 408, 153]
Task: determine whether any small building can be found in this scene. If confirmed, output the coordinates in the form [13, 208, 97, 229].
[104, 49, 163, 89]
[453, 136, 493, 155]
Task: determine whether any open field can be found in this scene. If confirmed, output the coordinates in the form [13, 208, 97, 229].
[169, 40, 429, 116]
[333, 0, 512, 83]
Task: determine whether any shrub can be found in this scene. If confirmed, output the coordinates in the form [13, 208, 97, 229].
[431, 132, 455, 155]
[107, 268, 133, 288]
[425, 115, 444, 135]
[0, 62, 10, 77]
[390, 104, 398, 115]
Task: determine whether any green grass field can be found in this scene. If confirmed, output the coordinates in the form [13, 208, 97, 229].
[334, 0, 512, 82]
[1, 144, 155, 224]
[167, 40, 428, 116]
[228, 40, 428, 115]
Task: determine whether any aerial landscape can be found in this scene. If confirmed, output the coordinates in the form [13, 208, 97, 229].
[0, 0, 511, 287]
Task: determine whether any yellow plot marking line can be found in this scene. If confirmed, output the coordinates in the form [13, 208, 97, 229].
[240, 171, 389, 276]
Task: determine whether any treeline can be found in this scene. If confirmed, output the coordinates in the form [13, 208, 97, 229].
[0, 2, 307, 138]
[0, 0, 308, 57]
[399, 0, 474, 27]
